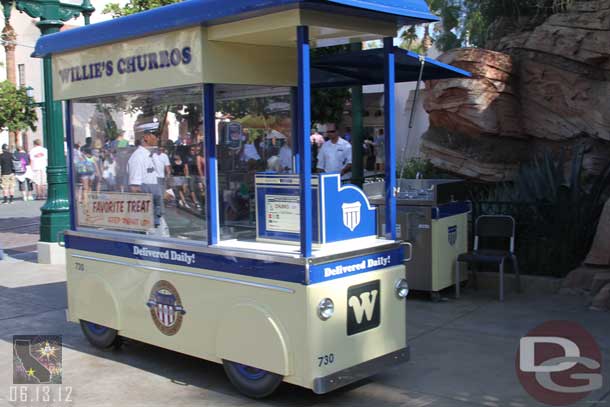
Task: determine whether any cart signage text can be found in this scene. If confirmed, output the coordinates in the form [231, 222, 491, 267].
[77, 192, 154, 232]
[58, 46, 192, 84]
[310, 248, 403, 283]
[133, 245, 196, 266]
[52, 27, 202, 100]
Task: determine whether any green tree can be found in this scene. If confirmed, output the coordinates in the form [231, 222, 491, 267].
[103, 0, 180, 17]
[401, 0, 577, 52]
[0, 81, 37, 141]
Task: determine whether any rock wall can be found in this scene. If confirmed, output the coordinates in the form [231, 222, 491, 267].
[421, 0, 610, 182]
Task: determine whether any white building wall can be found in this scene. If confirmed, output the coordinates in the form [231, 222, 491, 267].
[0, 0, 122, 149]
[362, 46, 440, 164]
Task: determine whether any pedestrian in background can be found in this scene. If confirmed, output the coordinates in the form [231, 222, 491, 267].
[29, 139, 48, 200]
[0, 144, 16, 204]
[13, 146, 33, 201]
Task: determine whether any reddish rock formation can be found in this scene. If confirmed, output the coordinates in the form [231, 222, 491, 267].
[421, 0, 610, 181]
[424, 48, 522, 139]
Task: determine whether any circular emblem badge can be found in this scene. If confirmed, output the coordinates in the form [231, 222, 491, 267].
[515, 320, 602, 406]
[146, 280, 186, 336]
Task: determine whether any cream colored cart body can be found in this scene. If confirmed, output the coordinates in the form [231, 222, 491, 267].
[35, 0, 469, 398]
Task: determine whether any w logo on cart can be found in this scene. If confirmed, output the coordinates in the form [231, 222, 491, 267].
[347, 280, 380, 335]
[448, 225, 458, 246]
[342, 202, 362, 232]
[146, 280, 186, 336]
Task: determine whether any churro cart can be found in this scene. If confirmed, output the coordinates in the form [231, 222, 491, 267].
[34, 0, 469, 398]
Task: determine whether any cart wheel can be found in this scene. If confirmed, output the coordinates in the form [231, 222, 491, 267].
[80, 320, 120, 349]
[222, 360, 283, 398]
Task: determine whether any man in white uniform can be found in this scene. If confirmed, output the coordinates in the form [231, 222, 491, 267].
[128, 134, 163, 231]
[316, 129, 352, 175]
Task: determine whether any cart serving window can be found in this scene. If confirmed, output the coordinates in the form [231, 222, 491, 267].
[35, 0, 469, 398]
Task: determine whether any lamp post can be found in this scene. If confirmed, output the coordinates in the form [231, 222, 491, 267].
[1, 0, 94, 249]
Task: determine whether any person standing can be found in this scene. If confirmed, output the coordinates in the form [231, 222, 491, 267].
[29, 139, 48, 200]
[316, 128, 352, 176]
[13, 146, 33, 201]
[170, 152, 189, 208]
[101, 151, 117, 191]
[152, 145, 171, 185]
[279, 138, 293, 172]
[374, 128, 385, 172]
[152, 144, 171, 208]
[128, 134, 164, 232]
[310, 128, 324, 148]
[342, 126, 352, 143]
[0, 144, 16, 204]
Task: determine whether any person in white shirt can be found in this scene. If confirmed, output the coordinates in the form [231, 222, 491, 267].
[278, 139, 293, 172]
[128, 133, 162, 229]
[316, 129, 352, 175]
[28, 139, 48, 200]
[240, 131, 262, 162]
[152, 146, 171, 184]
[374, 128, 386, 172]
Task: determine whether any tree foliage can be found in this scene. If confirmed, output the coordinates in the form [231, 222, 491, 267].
[0, 81, 37, 133]
[103, 0, 180, 17]
[402, 0, 578, 52]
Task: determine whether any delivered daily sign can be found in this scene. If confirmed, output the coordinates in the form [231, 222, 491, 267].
[77, 192, 154, 232]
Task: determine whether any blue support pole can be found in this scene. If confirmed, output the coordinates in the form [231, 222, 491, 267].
[297, 26, 312, 257]
[383, 37, 397, 240]
[291, 87, 300, 173]
[204, 84, 219, 245]
[64, 101, 76, 231]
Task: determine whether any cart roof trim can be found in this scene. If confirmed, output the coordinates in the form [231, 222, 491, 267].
[33, 0, 439, 57]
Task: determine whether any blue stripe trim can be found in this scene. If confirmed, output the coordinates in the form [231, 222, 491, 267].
[383, 37, 396, 241]
[66, 234, 306, 283]
[309, 247, 403, 283]
[66, 235, 401, 284]
[33, 0, 438, 57]
[432, 202, 471, 220]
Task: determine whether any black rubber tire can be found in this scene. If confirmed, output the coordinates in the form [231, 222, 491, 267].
[80, 320, 120, 349]
[222, 360, 283, 398]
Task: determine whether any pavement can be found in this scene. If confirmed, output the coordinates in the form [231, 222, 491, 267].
[0, 198, 44, 263]
[0, 201, 609, 406]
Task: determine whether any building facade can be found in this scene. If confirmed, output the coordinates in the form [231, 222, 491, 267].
[0, 0, 118, 149]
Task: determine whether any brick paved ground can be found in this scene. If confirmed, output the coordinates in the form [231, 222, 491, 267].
[0, 200, 43, 259]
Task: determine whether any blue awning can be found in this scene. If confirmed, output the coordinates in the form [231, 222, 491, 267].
[311, 47, 471, 87]
[33, 0, 438, 57]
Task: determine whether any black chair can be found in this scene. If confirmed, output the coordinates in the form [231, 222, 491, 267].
[455, 215, 521, 301]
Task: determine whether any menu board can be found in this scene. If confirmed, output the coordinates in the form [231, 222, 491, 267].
[265, 194, 300, 234]
[77, 191, 154, 232]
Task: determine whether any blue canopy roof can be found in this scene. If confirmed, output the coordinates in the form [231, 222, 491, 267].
[311, 47, 471, 87]
[33, 0, 439, 57]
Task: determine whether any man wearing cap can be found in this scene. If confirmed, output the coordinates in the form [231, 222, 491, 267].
[128, 133, 164, 233]
[316, 128, 352, 176]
